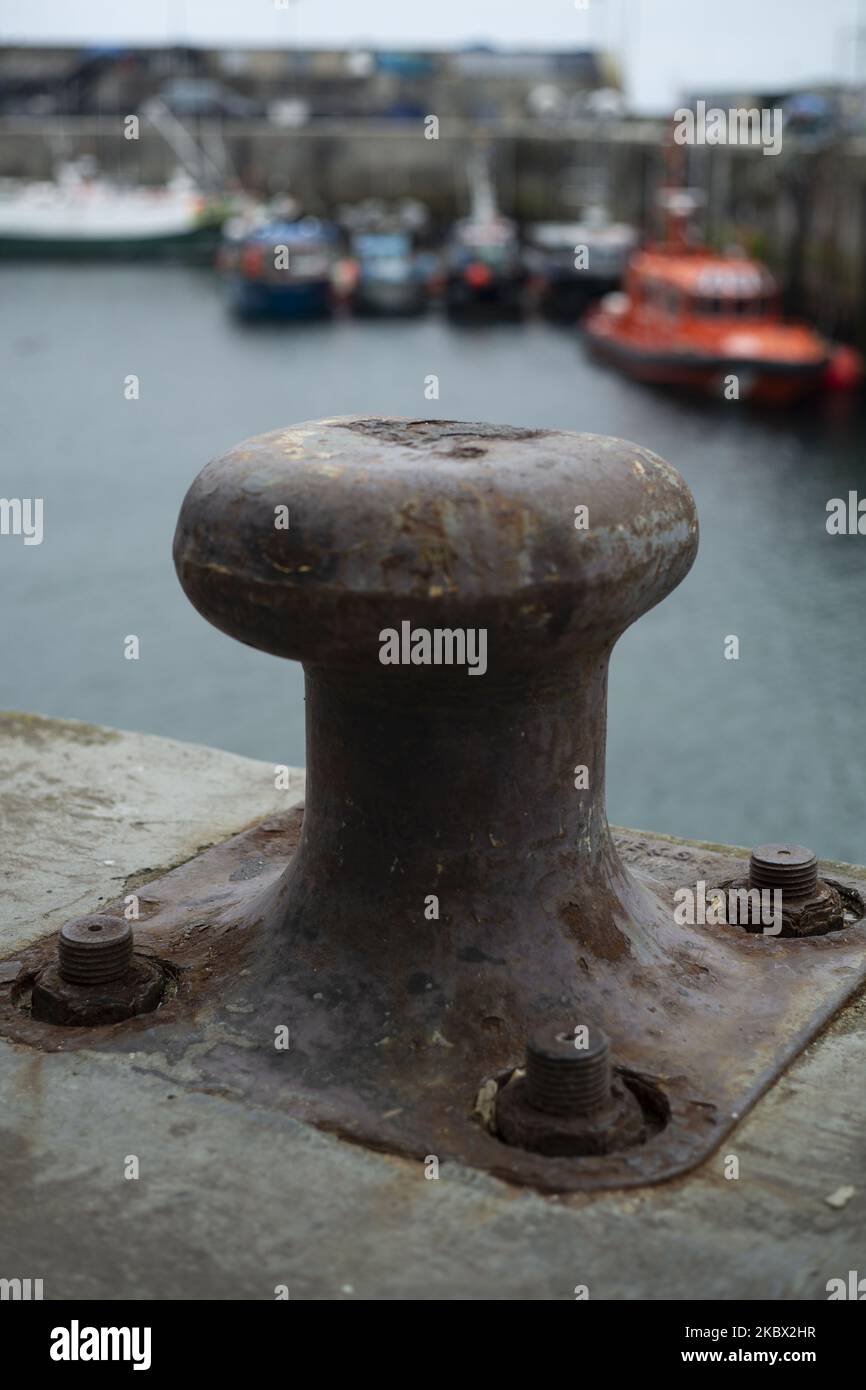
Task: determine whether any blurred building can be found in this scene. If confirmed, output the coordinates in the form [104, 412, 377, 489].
[681, 84, 866, 140]
[0, 43, 622, 123]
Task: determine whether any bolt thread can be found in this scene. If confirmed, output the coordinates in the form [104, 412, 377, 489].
[58, 917, 133, 985]
[525, 1026, 611, 1117]
[749, 845, 818, 899]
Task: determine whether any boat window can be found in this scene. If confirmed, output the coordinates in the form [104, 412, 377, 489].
[354, 233, 411, 258]
[644, 280, 676, 312]
[693, 297, 723, 316]
[692, 292, 772, 317]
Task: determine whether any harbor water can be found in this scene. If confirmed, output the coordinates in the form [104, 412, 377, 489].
[3, 263, 865, 862]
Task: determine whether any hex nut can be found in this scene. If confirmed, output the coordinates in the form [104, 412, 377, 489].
[30, 956, 165, 1026]
[494, 1023, 648, 1157]
[713, 877, 846, 938]
[495, 1071, 647, 1157]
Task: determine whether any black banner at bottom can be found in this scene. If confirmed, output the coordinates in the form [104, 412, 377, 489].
[4, 1297, 862, 1372]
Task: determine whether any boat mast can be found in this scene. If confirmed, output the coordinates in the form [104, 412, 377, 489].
[140, 97, 232, 192]
[467, 145, 499, 222]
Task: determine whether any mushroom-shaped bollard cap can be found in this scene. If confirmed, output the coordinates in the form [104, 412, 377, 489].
[173, 417, 698, 674]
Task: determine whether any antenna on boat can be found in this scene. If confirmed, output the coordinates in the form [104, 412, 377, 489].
[657, 118, 705, 250]
[657, 187, 705, 250]
[653, 116, 700, 250]
[467, 144, 499, 222]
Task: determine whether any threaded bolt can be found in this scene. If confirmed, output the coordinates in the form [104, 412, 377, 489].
[57, 915, 134, 986]
[525, 1022, 611, 1117]
[749, 844, 818, 900]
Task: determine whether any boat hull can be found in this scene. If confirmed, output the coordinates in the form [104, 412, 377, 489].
[444, 276, 525, 319]
[229, 277, 334, 320]
[0, 224, 221, 262]
[351, 282, 427, 316]
[584, 327, 828, 405]
[539, 274, 620, 322]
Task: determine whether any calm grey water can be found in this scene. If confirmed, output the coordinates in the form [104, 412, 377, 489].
[3, 264, 865, 862]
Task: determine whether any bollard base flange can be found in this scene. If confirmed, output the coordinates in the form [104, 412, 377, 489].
[1, 808, 865, 1193]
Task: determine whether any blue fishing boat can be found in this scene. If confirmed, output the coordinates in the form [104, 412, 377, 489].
[348, 230, 430, 316]
[220, 215, 341, 319]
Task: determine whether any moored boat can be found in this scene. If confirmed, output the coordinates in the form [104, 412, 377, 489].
[220, 215, 341, 319]
[347, 229, 430, 316]
[0, 160, 224, 260]
[443, 215, 527, 318]
[526, 209, 637, 321]
[582, 194, 852, 405]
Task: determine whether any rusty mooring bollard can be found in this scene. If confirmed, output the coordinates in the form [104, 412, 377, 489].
[173, 421, 697, 989]
[172, 417, 697, 1151]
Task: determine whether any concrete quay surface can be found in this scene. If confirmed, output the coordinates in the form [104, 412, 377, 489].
[0, 711, 864, 1301]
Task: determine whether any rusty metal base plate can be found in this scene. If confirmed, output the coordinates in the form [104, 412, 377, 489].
[2, 809, 865, 1193]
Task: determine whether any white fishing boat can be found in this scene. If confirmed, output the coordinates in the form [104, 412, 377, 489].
[0, 154, 225, 260]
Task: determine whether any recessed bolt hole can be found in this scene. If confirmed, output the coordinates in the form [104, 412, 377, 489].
[87, 924, 103, 932]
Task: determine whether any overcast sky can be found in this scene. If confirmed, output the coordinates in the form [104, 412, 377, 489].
[2, 0, 863, 112]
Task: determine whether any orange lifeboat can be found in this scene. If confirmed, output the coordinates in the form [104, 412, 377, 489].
[582, 230, 857, 405]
